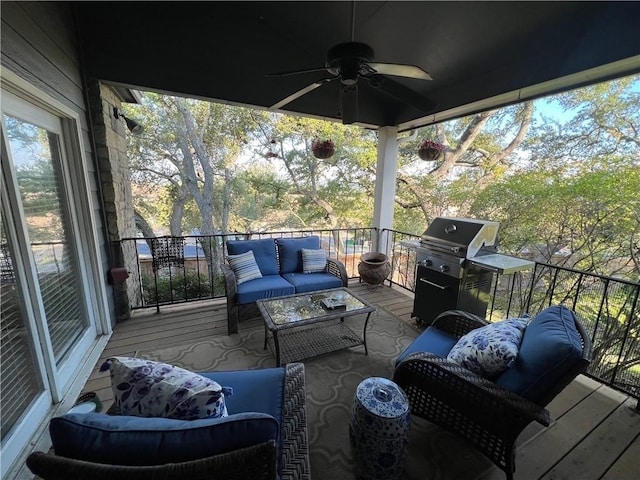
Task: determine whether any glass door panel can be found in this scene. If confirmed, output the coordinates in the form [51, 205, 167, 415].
[2, 114, 87, 364]
[0, 214, 44, 441]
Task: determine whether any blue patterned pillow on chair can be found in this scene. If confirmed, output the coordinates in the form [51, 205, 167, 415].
[101, 357, 232, 420]
[228, 250, 263, 284]
[301, 248, 327, 273]
[447, 318, 528, 377]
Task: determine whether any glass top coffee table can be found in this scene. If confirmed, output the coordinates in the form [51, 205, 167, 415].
[256, 287, 376, 366]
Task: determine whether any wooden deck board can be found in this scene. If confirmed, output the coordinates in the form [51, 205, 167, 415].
[481, 383, 630, 480]
[600, 432, 640, 480]
[80, 281, 640, 479]
[543, 397, 640, 480]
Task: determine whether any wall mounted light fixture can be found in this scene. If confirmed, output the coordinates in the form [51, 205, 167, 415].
[113, 107, 144, 135]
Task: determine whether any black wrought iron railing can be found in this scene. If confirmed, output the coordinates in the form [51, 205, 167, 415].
[120, 227, 640, 403]
[121, 228, 378, 311]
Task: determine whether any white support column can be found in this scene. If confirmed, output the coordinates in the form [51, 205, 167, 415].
[372, 126, 399, 255]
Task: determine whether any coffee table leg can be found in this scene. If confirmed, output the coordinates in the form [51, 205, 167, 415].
[363, 312, 372, 356]
[263, 324, 268, 350]
[273, 331, 282, 366]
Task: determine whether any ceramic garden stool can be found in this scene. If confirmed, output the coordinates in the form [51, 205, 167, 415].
[349, 377, 410, 480]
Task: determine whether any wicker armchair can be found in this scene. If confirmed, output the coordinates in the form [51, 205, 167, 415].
[393, 309, 592, 480]
[28, 363, 310, 480]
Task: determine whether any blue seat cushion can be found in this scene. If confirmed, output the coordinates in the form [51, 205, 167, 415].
[236, 275, 295, 304]
[496, 305, 583, 403]
[50, 411, 278, 466]
[199, 368, 284, 421]
[276, 236, 320, 274]
[281, 272, 343, 293]
[395, 326, 459, 365]
[200, 367, 286, 475]
[227, 238, 279, 276]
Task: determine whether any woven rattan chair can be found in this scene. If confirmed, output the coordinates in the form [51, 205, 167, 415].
[28, 363, 310, 480]
[27, 440, 277, 480]
[393, 308, 592, 480]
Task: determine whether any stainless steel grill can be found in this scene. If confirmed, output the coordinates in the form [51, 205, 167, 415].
[402, 217, 532, 325]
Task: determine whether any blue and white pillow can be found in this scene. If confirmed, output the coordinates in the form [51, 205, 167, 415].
[227, 250, 262, 284]
[301, 248, 327, 273]
[100, 357, 232, 420]
[447, 318, 528, 378]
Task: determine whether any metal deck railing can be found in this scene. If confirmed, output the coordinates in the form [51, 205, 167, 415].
[119, 228, 640, 404]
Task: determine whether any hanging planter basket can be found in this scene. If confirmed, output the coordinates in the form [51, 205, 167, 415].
[418, 147, 443, 161]
[418, 140, 445, 161]
[311, 139, 335, 159]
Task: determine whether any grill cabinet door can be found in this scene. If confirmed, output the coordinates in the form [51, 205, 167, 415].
[412, 266, 460, 326]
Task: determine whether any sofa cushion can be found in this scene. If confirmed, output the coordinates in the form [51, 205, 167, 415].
[276, 236, 320, 274]
[395, 326, 459, 365]
[228, 250, 263, 285]
[301, 248, 327, 273]
[50, 412, 278, 466]
[281, 272, 343, 294]
[101, 357, 231, 420]
[227, 238, 279, 275]
[446, 318, 527, 378]
[496, 305, 583, 403]
[236, 275, 295, 304]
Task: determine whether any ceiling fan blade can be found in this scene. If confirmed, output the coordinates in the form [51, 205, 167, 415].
[368, 75, 436, 112]
[340, 84, 358, 125]
[366, 62, 433, 81]
[270, 79, 333, 110]
[265, 66, 329, 77]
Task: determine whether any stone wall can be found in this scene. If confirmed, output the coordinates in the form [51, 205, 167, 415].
[87, 80, 141, 321]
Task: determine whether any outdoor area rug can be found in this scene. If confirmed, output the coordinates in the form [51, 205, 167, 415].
[136, 308, 495, 480]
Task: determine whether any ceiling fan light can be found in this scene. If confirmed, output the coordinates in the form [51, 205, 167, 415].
[340, 63, 359, 85]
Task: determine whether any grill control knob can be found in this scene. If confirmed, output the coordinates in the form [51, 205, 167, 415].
[423, 259, 433, 267]
[439, 264, 450, 273]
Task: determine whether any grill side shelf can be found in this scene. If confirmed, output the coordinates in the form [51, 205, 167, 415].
[468, 254, 534, 274]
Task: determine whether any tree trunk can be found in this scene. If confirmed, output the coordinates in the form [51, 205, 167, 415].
[169, 187, 188, 236]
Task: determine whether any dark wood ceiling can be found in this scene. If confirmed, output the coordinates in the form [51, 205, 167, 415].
[74, 1, 640, 130]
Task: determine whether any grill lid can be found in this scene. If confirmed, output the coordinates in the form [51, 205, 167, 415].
[420, 217, 499, 258]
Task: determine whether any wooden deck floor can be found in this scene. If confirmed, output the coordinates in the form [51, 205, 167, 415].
[83, 281, 640, 480]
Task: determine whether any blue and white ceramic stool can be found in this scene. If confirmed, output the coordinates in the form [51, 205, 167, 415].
[349, 377, 410, 480]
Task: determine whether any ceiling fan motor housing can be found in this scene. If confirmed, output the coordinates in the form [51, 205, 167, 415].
[326, 42, 375, 85]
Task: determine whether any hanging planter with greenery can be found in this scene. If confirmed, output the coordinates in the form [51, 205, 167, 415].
[311, 139, 335, 159]
[418, 140, 446, 161]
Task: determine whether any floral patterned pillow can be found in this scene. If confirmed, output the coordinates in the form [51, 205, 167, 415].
[100, 357, 232, 420]
[446, 318, 528, 378]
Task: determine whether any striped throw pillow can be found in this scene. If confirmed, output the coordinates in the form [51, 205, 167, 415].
[301, 248, 327, 273]
[228, 250, 262, 284]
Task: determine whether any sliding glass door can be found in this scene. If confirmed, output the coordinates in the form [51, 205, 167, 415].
[1, 86, 103, 475]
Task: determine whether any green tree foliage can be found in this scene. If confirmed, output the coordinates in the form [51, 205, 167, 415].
[394, 102, 534, 232]
[125, 94, 266, 236]
[473, 76, 640, 280]
[251, 115, 377, 231]
[473, 163, 640, 278]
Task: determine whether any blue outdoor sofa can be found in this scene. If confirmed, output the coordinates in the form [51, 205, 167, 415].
[222, 236, 348, 334]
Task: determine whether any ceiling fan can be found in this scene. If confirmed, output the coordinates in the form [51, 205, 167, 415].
[267, 4, 435, 124]
[268, 41, 435, 124]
